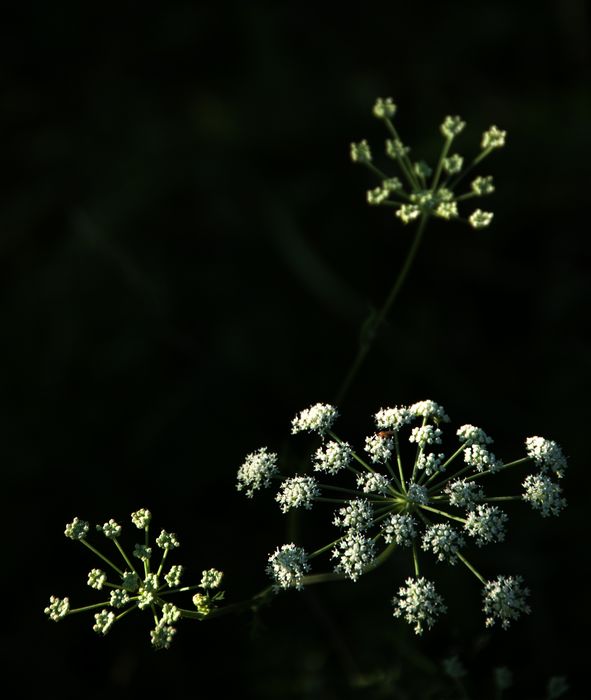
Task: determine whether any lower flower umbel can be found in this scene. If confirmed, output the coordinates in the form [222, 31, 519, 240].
[237, 400, 567, 634]
[44, 509, 225, 649]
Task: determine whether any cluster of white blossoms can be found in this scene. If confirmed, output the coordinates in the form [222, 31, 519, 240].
[45, 510, 225, 649]
[350, 98, 507, 231]
[237, 401, 567, 634]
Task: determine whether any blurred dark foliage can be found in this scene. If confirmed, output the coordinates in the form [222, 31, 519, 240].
[1, 1, 589, 698]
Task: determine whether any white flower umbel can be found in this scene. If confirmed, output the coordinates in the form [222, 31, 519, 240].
[131, 508, 151, 529]
[416, 452, 446, 476]
[200, 569, 224, 590]
[333, 499, 374, 531]
[364, 433, 394, 464]
[46, 510, 225, 648]
[44, 596, 69, 622]
[410, 425, 443, 448]
[481, 126, 506, 150]
[410, 400, 450, 423]
[236, 447, 279, 497]
[266, 544, 311, 591]
[464, 444, 502, 472]
[314, 440, 352, 475]
[332, 531, 376, 582]
[465, 505, 508, 546]
[356, 471, 391, 495]
[382, 513, 417, 546]
[275, 475, 320, 513]
[350, 101, 508, 238]
[525, 436, 567, 478]
[445, 479, 485, 509]
[522, 474, 566, 517]
[392, 577, 447, 635]
[93, 610, 116, 636]
[242, 400, 565, 629]
[291, 403, 339, 436]
[375, 406, 412, 431]
[64, 517, 89, 541]
[422, 524, 465, 564]
[457, 424, 493, 446]
[151, 622, 177, 650]
[97, 519, 122, 539]
[469, 209, 494, 229]
[87, 568, 107, 590]
[483, 575, 530, 629]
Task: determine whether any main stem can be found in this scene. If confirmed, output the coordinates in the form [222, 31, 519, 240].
[334, 214, 429, 405]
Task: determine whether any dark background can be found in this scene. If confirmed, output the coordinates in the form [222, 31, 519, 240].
[2, 1, 589, 698]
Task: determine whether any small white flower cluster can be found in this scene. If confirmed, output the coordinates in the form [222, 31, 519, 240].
[291, 402, 338, 436]
[332, 531, 376, 582]
[525, 436, 567, 478]
[314, 440, 352, 475]
[465, 505, 508, 546]
[351, 100, 501, 232]
[333, 499, 374, 531]
[238, 401, 568, 635]
[522, 474, 566, 517]
[483, 575, 530, 629]
[236, 447, 279, 498]
[266, 544, 310, 591]
[275, 475, 320, 513]
[46, 510, 225, 650]
[422, 524, 465, 564]
[392, 577, 447, 635]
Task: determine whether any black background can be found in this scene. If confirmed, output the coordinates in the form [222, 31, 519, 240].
[2, 1, 590, 698]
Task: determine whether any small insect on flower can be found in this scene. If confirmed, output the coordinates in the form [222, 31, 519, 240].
[376, 430, 396, 439]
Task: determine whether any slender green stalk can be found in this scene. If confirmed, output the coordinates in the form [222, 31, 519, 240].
[81, 540, 123, 577]
[456, 552, 486, 584]
[113, 539, 137, 576]
[335, 214, 429, 405]
[383, 117, 420, 191]
[412, 545, 420, 576]
[394, 433, 407, 495]
[67, 601, 113, 615]
[419, 504, 467, 524]
[431, 136, 452, 192]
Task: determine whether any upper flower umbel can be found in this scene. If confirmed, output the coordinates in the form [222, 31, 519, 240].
[351, 98, 506, 231]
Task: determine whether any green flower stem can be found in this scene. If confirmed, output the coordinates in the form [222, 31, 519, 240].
[412, 544, 420, 577]
[319, 482, 393, 500]
[334, 214, 429, 406]
[454, 191, 478, 202]
[424, 441, 469, 488]
[202, 543, 400, 623]
[113, 538, 138, 577]
[484, 496, 522, 502]
[144, 526, 150, 577]
[310, 536, 347, 559]
[419, 504, 467, 524]
[67, 601, 113, 615]
[160, 584, 202, 596]
[394, 433, 407, 495]
[156, 549, 169, 578]
[431, 136, 453, 192]
[428, 462, 474, 494]
[456, 552, 486, 585]
[81, 540, 123, 577]
[115, 604, 138, 621]
[382, 199, 410, 207]
[448, 148, 492, 191]
[315, 496, 351, 504]
[383, 117, 420, 191]
[464, 457, 531, 482]
[364, 161, 390, 182]
[411, 416, 427, 483]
